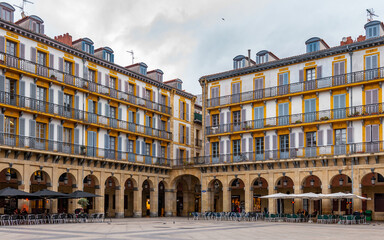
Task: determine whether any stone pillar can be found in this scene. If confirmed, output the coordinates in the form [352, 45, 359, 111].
[223, 187, 231, 212]
[245, 185, 252, 212]
[352, 173, 362, 212]
[150, 187, 158, 217]
[293, 174, 302, 214]
[50, 181, 58, 214]
[115, 186, 124, 218]
[268, 173, 276, 214]
[322, 184, 332, 214]
[164, 189, 176, 216]
[133, 187, 142, 217]
[201, 189, 210, 212]
[95, 184, 105, 214]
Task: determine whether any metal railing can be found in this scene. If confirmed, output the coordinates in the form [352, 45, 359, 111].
[0, 133, 170, 166]
[195, 139, 202, 147]
[0, 91, 172, 140]
[207, 67, 384, 108]
[189, 141, 383, 165]
[206, 102, 384, 135]
[0, 52, 171, 115]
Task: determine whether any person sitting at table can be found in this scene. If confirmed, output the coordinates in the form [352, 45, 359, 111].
[311, 209, 318, 217]
[297, 209, 302, 214]
[21, 208, 27, 215]
[13, 209, 19, 215]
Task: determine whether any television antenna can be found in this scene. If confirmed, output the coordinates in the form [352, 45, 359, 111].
[126, 50, 135, 65]
[366, 8, 379, 22]
[13, 0, 34, 18]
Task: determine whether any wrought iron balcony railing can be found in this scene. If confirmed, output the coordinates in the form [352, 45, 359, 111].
[0, 133, 170, 166]
[184, 141, 381, 166]
[0, 91, 172, 140]
[207, 67, 384, 108]
[0, 52, 171, 115]
[206, 102, 384, 135]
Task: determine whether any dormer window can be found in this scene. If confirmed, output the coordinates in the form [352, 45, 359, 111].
[2, 8, 11, 21]
[140, 65, 147, 75]
[366, 25, 379, 38]
[177, 82, 182, 90]
[33, 22, 41, 34]
[364, 21, 384, 39]
[233, 55, 246, 70]
[84, 43, 92, 54]
[306, 42, 319, 53]
[256, 54, 268, 64]
[105, 52, 112, 62]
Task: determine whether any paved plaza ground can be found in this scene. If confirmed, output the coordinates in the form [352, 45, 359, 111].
[0, 218, 382, 240]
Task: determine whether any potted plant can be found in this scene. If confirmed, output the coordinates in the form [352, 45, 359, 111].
[80, 145, 86, 155]
[295, 120, 302, 124]
[320, 116, 329, 121]
[50, 74, 57, 80]
[78, 198, 89, 210]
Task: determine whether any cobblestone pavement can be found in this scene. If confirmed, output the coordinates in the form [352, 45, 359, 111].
[0, 218, 382, 240]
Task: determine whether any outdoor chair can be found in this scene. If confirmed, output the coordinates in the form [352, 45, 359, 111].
[27, 214, 37, 225]
[0, 215, 10, 226]
[90, 213, 98, 222]
[215, 212, 222, 221]
[345, 215, 355, 225]
[97, 213, 104, 222]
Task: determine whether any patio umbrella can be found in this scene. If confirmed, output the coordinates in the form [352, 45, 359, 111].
[294, 192, 322, 222]
[67, 190, 101, 198]
[0, 187, 37, 199]
[33, 189, 69, 199]
[260, 193, 292, 214]
[320, 192, 371, 216]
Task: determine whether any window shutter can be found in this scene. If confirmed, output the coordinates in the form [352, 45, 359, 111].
[19, 80, 25, 96]
[0, 36, 4, 53]
[49, 54, 54, 68]
[105, 74, 109, 87]
[75, 63, 79, 77]
[30, 47, 36, 63]
[227, 112, 230, 124]
[317, 65, 322, 79]
[104, 134, 109, 150]
[265, 135, 270, 150]
[220, 112, 224, 125]
[186, 103, 190, 121]
[0, 114, 4, 133]
[318, 130, 323, 146]
[168, 95, 170, 106]
[142, 87, 145, 99]
[58, 90, 63, 115]
[205, 142, 210, 155]
[186, 126, 189, 145]
[298, 132, 304, 147]
[242, 138, 246, 153]
[29, 120, 35, 147]
[278, 74, 283, 86]
[141, 141, 145, 155]
[75, 95, 79, 110]
[241, 109, 246, 122]
[74, 128, 80, 145]
[372, 89, 378, 104]
[58, 57, 63, 72]
[272, 135, 277, 150]
[176, 148, 180, 159]
[366, 125, 371, 142]
[248, 138, 253, 152]
[48, 123, 54, 141]
[340, 61, 345, 74]
[136, 112, 140, 124]
[105, 104, 110, 117]
[179, 125, 182, 143]
[290, 133, 296, 148]
[0, 75, 4, 94]
[167, 120, 170, 132]
[87, 99, 93, 113]
[20, 43, 25, 59]
[226, 140, 230, 155]
[57, 125, 63, 142]
[118, 107, 122, 120]
[186, 150, 189, 160]
[372, 54, 378, 69]
[19, 118, 25, 136]
[98, 102, 102, 115]
[124, 81, 128, 92]
[151, 142, 155, 157]
[30, 83, 36, 99]
[347, 127, 354, 143]
[220, 140, 224, 155]
[87, 131, 93, 148]
[152, 91, 156, 103]
[136, 85, 140, 97]
[327, 129, 333, 145]
[299, 69, 304, 82]
[136, 140, 140, 154]
[167, 145, 170, 159]
[372, 125, 379, 141]
[83, 66, 88, 80]
[205, 114, 210, 127]
[118, 136, 122, 152]
[366, 90, 372, 105]
[118, 78, 122, 91]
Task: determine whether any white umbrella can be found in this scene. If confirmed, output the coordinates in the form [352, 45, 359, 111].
[320, 192, 371, 216]
[260, 193, 293, 214]
[294, 192, 321, 223]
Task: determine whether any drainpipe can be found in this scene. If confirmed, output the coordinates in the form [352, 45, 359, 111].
[248, 49, 251, 67]
[347, 46, 354, 196]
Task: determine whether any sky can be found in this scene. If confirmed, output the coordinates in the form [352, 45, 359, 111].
[6, 0, 383, 95]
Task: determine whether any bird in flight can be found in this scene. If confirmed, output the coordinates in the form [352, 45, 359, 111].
[222, 18, 225, 21]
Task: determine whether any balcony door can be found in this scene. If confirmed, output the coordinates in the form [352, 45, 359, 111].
[366, 54, 378, 80]
[365, 89, 378, 114]
[335, 128, 346, 155]
[232, 82, 240, 103]
[278, 102, 289, 126]
[305, 131, 316, 157]
[254, 106, 264, 129]
[366, 125, 379, 153]
[333, 94, 346, 119]
[278, 72, 289, 95]
[333, 61, 345, 85]
[304, 98, 316, 123]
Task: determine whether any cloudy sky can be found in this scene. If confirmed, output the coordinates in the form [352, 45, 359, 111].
[7, 0, 382, 94]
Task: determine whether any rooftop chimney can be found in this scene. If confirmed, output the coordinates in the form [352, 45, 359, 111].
[54, 33, 73, 46]
[340, 36, 353, 46]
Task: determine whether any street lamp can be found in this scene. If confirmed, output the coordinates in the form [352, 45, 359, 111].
[109, 180, 113, 187]
[87, 176, 92, 186]
[310, 178, 315, 186]
[144, 181, 148, 189]
[64, 174, 68, 185]
[5, 169, 11, 182]
[37, 171, 42, 184]
[127, 180, 132, 188]
[371, 175, 376, 185]
[214, 180, 220, 190]
[283, 178, 288, 187]
[339, 177, 344, 186]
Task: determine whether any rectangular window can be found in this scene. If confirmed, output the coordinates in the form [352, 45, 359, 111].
[88, 69, 96, 82]
[335, 128, 346, 155]
[278, 102, 289, 125]
[232, 82, 241, 103]
[160, 94, 166, 105]
[36, 122, 46, 148]
[304, 98, 316, 122]
[212, 114, 219, 126]
[6, 40, 17, 56]
[333, 94, 346, 119]
[64, 94, 72, 112]
[255, 137, 264, 160]
[110, 106, 116, 119]
[180, 125, 185, 143]
[37, 51, 47, 66]
[305, 131, 316, 157]
[109, 136, 116, 151]
[128, 140, 134, 153]
[306, 68, 316, 81]
[278, 72, 289, 95]
[180, 102, 185, 120]
[63, 127, 72, 144]
[145, 143, 150, 156]
[367, 26, 379, 39]
[128, 83, 134, 94]
[145, 89, 151, 100]
[2, 9, 11, 22]
[64, 61, 73, 75]
[5, 78, 16, 105]
[279, 135, 289, 159]
[307, 42, 319, 53]
[105, 52, 112, 62]
[140, 66, 147, 75]
[233, 139, 240, 156]
[212, 142, 219, 158]
[366, 54, 379, 80]
[4, 116, 16, 134]
[110, 76, 116, 89]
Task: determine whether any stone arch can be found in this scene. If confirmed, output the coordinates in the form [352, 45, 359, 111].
[58, 172, 77, 187]
[275, 176, 294, 190]
[105, 176, 120, 188]
[170, 174, 201, 190]
[30, 170, 51, 186]
[301, 175, 322, 188]
[124, 177, 138, 189]
[251, 176, 269, 188]
[83, 174, 100, 187]
[329, 173, 351, 189]
[0, 167, 22, 183]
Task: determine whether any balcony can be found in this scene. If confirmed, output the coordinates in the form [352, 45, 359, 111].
[195, 139, 202, 147]
[193, 141, 382, 165]
[0, 133, 171, 167]
[0, 91, 172, 141]
[194, 112, 202, 123]
[0, 52, 171, 115]
[206, 102, 384, 135]
[207, 67, 384, 108]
